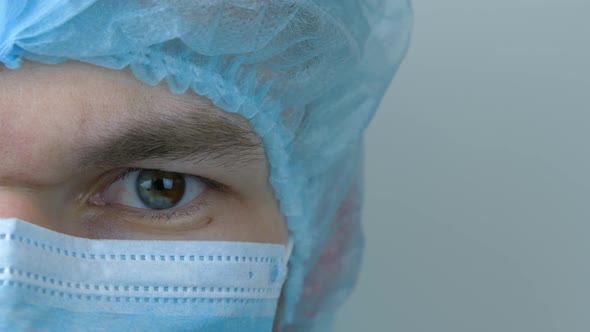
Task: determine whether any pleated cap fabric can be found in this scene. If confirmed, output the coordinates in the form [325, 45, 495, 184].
[0, 0, 413, 330]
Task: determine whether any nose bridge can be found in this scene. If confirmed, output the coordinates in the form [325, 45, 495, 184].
[0, 189, 53, 230]
[0, 114, 47, 186]
[0, 128, 72, 189]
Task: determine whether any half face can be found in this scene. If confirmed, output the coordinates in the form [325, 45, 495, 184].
[0, 61, 288, 244]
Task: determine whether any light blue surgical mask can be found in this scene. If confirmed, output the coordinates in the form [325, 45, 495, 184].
[0, 218, 291, 331]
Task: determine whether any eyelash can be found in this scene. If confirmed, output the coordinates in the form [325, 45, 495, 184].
[134, 200, 210, 223]
[100, 167, 225, 224]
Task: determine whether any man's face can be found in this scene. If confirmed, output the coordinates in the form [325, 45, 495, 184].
[0, 61, 288, 244]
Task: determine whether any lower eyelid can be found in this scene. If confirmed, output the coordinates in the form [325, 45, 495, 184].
[98, 195, 213, 230]
[134, 199, 209, 220]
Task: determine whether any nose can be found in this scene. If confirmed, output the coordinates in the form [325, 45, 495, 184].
[0, 190, 55, 231]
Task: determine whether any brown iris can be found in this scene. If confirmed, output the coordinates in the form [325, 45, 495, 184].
[136, 170, 185, 210]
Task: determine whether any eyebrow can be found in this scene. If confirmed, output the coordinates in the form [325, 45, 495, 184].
[75, 97, 263, 169]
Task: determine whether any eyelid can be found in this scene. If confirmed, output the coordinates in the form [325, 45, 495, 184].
[86, 167, 226, 229]
[102, 167, 228, 196]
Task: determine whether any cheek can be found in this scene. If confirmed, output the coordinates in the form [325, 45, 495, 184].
[214, 194, 288, 245]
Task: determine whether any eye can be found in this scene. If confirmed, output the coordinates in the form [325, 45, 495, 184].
[137, 170, 188, 209]
[100, 168, 207, 211]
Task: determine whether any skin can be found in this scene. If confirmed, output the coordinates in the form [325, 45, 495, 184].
[0, 61, 288, 245]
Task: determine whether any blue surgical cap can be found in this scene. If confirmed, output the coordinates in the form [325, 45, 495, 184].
[0, 0, 413, 330]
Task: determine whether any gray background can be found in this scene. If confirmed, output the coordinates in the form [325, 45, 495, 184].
[336, 0, 590, 331]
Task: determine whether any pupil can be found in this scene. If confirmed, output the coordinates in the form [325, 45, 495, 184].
[136, 170, 185, 210]
[154, 179, 164, 191]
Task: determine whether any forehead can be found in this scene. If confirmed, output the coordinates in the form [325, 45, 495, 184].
[1, 61, 195, 125]
[1, 61, 170, 137]
[0, 62, 248, 186]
